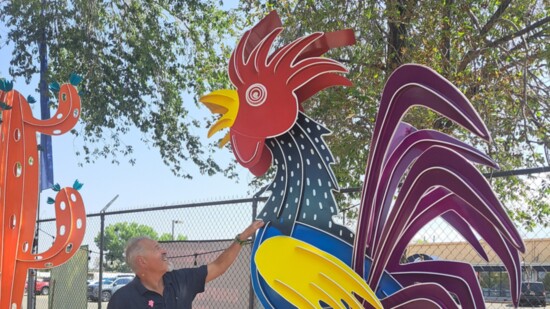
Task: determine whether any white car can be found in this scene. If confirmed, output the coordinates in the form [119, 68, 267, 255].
[88, 276, 134, 302]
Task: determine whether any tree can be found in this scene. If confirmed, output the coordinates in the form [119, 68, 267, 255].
[94, 222, 185, 272]
[159, 233, 187, 241]
[0, 0, 239, 178]
[239, 0, 550, 228]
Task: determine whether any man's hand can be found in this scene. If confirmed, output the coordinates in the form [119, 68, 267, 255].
[239, 220, 265, 240]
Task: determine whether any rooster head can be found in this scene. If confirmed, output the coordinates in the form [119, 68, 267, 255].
[200, 11, 355, 176]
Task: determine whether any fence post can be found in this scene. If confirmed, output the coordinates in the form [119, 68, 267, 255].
[98, 195, 119, 308]
[248, 187, 265, 309]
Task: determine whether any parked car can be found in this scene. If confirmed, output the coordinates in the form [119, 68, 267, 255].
[519, 281, 546, 307]
[88, 276, 134, 302]
[25, 278, 50, 296]
[87, 277, 115, 301]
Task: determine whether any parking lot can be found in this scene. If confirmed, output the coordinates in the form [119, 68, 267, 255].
[19, 295, 549, 308]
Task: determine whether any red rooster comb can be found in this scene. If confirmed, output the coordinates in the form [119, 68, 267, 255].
[229, 11, 356, 107]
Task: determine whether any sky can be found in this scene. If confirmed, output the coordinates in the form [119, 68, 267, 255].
[0, 27, 254, 221]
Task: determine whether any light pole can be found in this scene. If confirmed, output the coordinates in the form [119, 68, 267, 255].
[171, 220, 183, 240]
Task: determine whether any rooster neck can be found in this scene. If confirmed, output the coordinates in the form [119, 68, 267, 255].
[258, 112, 354, 243]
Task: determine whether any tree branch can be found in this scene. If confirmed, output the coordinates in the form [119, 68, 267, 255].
[459, 15, 550, 71]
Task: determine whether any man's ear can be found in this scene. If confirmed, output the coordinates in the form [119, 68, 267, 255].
[137, 255, 146, 267]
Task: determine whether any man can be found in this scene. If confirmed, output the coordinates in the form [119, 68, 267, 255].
[107, 220, 264, 308]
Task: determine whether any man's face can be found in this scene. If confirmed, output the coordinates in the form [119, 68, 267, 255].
[139, 239, 172, 273]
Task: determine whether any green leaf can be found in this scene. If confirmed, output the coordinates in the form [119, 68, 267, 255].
[0, 102, 12, 110]
[52, 183, 61, 192]
[49, 81, 60, 92]
[47, 197, 55, 204]
[69, 72, 83, 86]
[27, 95, 36, 104]
[72, 179, 84, 190]
[0, 79, 13, 91]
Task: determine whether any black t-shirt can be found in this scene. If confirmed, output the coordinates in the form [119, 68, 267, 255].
[107, 265, 207, 309]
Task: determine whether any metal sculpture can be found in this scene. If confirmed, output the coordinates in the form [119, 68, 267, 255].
[0, 76, 86, 308]
[201, 11, 524, 308]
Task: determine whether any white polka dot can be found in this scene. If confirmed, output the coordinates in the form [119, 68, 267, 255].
[306, 199, 310, 206]
[316, 125, 321, 130]
[324, 192, 328, 199]
[306, 178, 310, 185]
[310, 148, 315, 155]
[314, 137, 319, 143]
[294, 197, 298, 203]
[289, 187, 293, 193]
[288, 155, 292, 161]
[321, 145, 326, 150]
[288, 214, 292, 219]
[313, 189, 316, 196]
[291, 171, 294, 177]
[285, 203, 289, 208]
[313, 214, 317, 221]
[307, 127, 311, 133]
[273, 207, 278, 213]
[303, 213, 307, 219]
[306, 159, 310, 165]
[330, 206, 334, 212]
[329, 221, 333, 228]
[319, 202, 323, 209]
[305, 118, 310, 122]
[318, 178, 322, 186]
[317, 163, 322, 170]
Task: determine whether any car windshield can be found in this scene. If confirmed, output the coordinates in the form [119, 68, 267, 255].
[522, 283, 544, 293]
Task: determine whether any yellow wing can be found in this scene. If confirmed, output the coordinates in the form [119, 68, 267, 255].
[255, 236, 383, 309]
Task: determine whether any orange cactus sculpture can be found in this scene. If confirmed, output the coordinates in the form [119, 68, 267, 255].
[0, 77, 86, 308]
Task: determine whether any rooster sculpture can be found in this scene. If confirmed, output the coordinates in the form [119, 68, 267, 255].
[200, 11, 524, 309]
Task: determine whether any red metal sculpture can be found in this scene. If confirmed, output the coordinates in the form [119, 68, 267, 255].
[0, 77, 86, 308]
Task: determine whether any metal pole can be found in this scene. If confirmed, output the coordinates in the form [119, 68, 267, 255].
[98, 195, 119, 309]
[172, 221, 174, 240]
[28, 0, 49, 306]
[171, 220, 182, 240]
[248, 186, 265, 309]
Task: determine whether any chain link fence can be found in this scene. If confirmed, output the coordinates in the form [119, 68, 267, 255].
[23, 167, 550, 308]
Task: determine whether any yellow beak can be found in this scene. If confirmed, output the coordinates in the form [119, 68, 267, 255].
[199, 89, 239, 148]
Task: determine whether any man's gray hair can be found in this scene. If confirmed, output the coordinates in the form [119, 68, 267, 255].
[125, 236, 153, 271]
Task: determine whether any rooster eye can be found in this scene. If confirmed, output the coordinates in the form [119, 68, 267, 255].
[245, 83, 267, 107]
